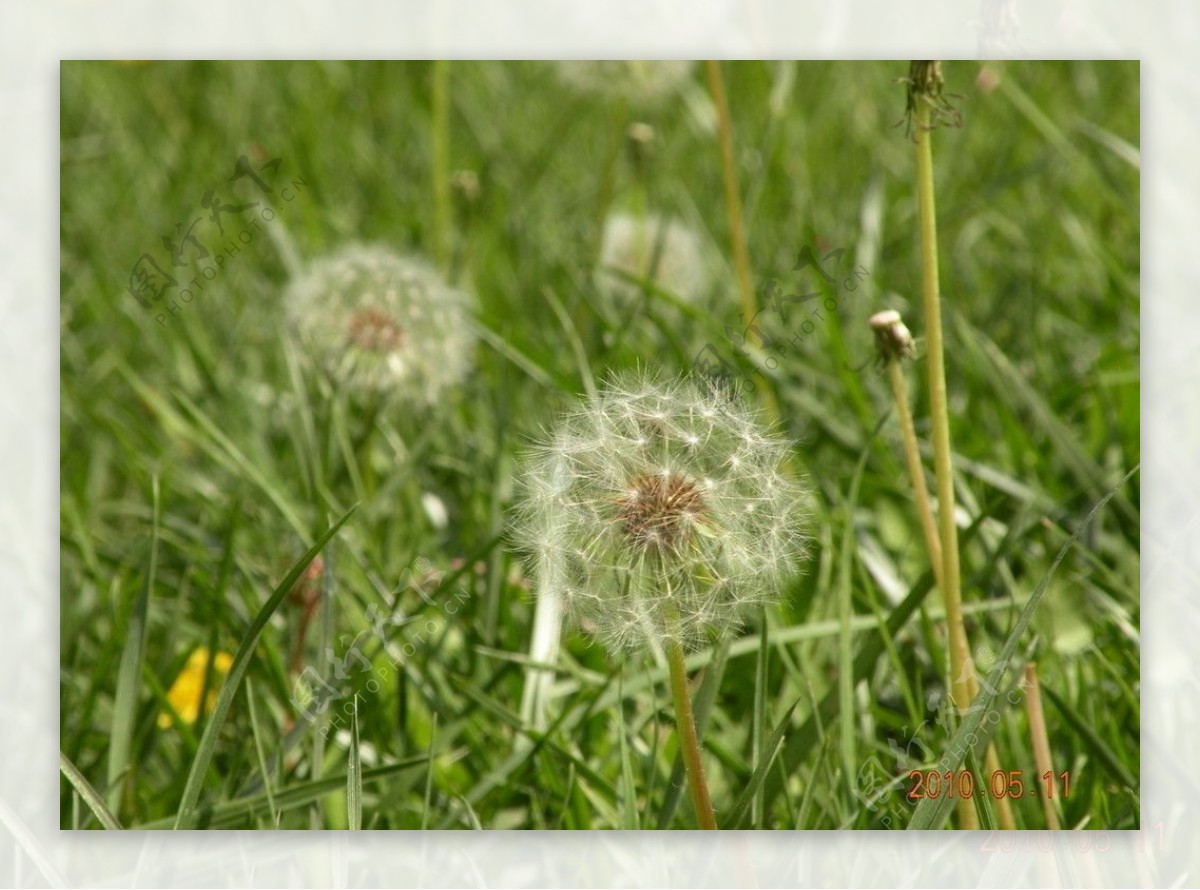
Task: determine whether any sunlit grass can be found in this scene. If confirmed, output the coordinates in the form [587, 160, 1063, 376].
[59, 60, 1139, 829]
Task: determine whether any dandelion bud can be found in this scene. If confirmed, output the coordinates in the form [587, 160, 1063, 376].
[451, 169, 480, 205]
[870, 309, 917, 364]
[286, 244, 475, 402]
[627, 122, 656, 174]
[512, 373, 809, 653]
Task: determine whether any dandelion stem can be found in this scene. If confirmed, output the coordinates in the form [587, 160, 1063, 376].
[878, 312, 1015, 829]
[886, 360, 943, 588]
[432, 59, 452, 270]
[705, 60, 781, 428]
[665, 627, 718, 830]
[705, 61, 754, 331]
[911, 62, 978, 829]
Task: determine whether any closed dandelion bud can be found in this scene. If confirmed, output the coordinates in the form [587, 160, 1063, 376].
[513, 373, 810, 654]
[869, 309, 917, 364]
[626, 122, 657, 177]
[286, 243, 475, 401]
[597, 212, 711, 306]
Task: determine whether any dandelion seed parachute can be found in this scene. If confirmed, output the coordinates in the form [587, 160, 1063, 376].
[286, 244, 475, 401]
[513, 372, 810, 655]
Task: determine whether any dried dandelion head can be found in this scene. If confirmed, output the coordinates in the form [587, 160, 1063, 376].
[512, 372, 810, 653]
[286, 244, 475, 402]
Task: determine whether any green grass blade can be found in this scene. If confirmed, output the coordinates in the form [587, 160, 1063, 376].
[421, 715, 437, 831]
[752, 615, 768, 827]
[117, 365, 310, 538]
[615, 673, 639, 829]
[60, 752, 124, 830]
[955, 315, 1137, 526]
[347, 695, 362, 830]
[761, 507, 1036, 813]
[138, 756, 429, 829]
[1042, 684, 1138, 791]
[106, 474, 158, 816]
[907, 467, 1137, 830]
[723, 697, 800, 829]
[245, 680, 280, 828]
[543, 285, 597, 400]
[173, 504, 358, 828]
[838, 444, 871, 799]
[172, 389, 310, 537]
[473, 319, 556, 388]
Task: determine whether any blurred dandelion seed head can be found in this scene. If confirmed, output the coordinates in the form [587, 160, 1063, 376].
[552, 60, 695, 104]
[513, 373, 810, 653]
[597, 212, 710, 307]
[287, 244, 475, 401]
[346, 307, 406, 354]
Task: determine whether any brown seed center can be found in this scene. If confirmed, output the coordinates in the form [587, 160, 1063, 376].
[347, 308, 405, 354]
[615, 473, 706, 553]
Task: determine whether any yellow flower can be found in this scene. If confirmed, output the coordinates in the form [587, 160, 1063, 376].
[157, 647, 234, 729]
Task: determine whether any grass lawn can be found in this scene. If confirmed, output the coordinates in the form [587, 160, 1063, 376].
[59, 60, 1140, 830]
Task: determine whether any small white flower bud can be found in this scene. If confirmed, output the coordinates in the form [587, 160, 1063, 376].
[869, 309, 917, 364]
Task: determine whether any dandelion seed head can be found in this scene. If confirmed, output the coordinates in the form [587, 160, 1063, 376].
[512, 372, 810, 653]
[287, 243, 475, 402]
